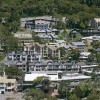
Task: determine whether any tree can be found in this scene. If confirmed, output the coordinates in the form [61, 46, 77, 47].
[0, 52, 4, 61]
[5, 66, 24, 80]
[69, 49, 80, 61]
[59, 47, 66, 57]
[68, 94, 80, 100]
[87, 90, 100, 100]
[58, 80, 70, 98]
[23, 88, 45, 100]
[88, 53, 95, 62]
[33, 76, 46, 87]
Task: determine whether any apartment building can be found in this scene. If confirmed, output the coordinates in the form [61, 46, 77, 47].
[35, 43, 61, 59]
[0, 76, 17, 94]
[6, 51, 41, 72]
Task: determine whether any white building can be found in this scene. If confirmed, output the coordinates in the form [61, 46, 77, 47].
[24, 71, 62, 82]
[24, 71, 91, 82]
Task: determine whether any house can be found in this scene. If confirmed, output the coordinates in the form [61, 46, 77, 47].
[91, 18, 100, 29]
[71, 42, 86, 52]
[0, 76, 17, 94]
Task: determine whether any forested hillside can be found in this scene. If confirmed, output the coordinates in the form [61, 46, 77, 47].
[0, 0, 99, 53]
[0, 0, 100, 30]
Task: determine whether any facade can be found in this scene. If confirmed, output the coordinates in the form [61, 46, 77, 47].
[28, 61, 78, 72]
[6, 51, 41, 72]
[48, 45, 60, 59]
[35, 43, 60, 59]
[21, 16, 59, 34]
[0, 76, 17, 94]
[24, 71, 63, 82]
[14, 31, 33, 45]
[35, 43, 48, 58]
[71, 42, 86, 52]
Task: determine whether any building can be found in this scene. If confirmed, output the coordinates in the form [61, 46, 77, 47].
[48, 45, 60, 59]
[28, 60, 78, 72]
[91, 18, 100, 29]
[0, 76, 17, 94]
[79, 52, 91, 59]
[6, 51, 41, 72]
[21, 16, 59, 34]
[35, 43, 48, 58]
[82, 35, 100, 45]
[24, 71, 63, 82]
[14, 31, 33, 46]
[24, 71, 91, 83]
[71, 42, 86, 52]
[35, 43, 61, 59]
[55, 40, 66, 47]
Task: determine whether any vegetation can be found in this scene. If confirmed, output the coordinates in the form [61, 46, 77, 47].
[5, 66, 24, 80]
[0, 0, 100, 30]
[69, 49, 80, 61]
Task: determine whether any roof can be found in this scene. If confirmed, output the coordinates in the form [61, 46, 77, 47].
[35, 20, 50, 25]
[0, 76, 16, 83]
[80, 52, 91, 56]
[77, 62, 86, 66]
[24, 71, 62, 81]
[62, 73, 91, 80]
[21, 16, 53, 22]
[37, 34, 52, 39]
[72, 42, 85, 46]
[94, 18, 100, 23]
[14, 31, 32, 39]
[48, 45, 59, 51]
[55, 40, 66, 43]
[35, 43, 45, 47]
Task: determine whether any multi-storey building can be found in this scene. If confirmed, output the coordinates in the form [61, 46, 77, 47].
[6, 51, 41, 72]
[0, 76, 17, 94]
[34, 43, 60, 59]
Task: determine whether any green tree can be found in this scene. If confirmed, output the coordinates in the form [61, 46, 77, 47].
[33, 76, 46, 87]
[59, 47, 66, 57]
[68, 94, 80, 100]
[5, 66, 24, 80]
[58, 81, 70, 98]
[23, 88, 45, 100]
[87, 90, 100, 100]
[0, 52, 4, 61]
[69, 49, 80, 61]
